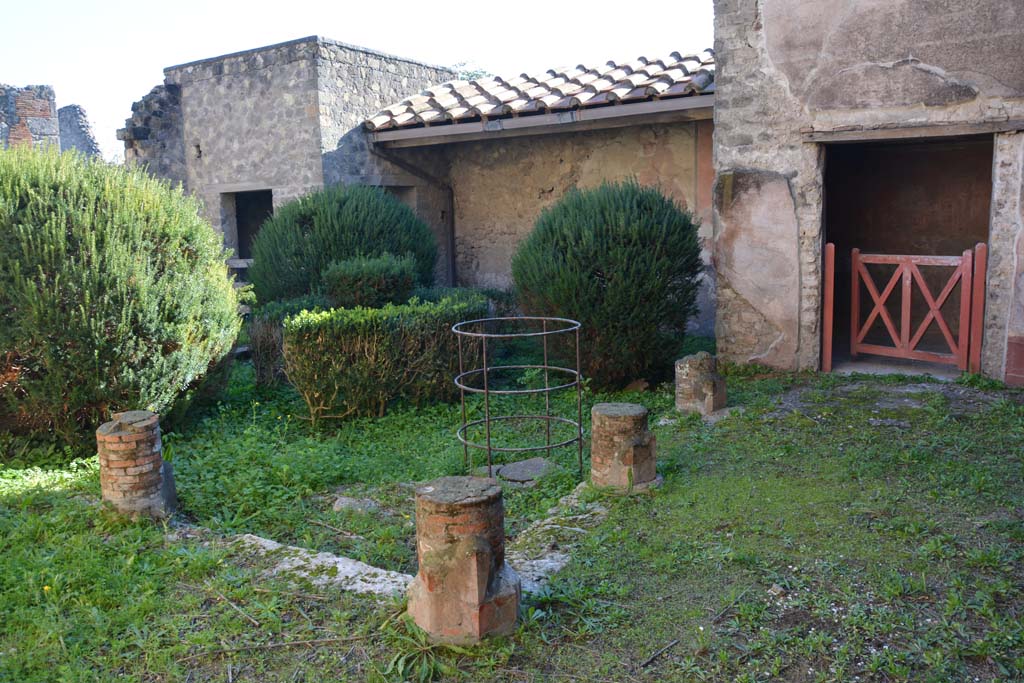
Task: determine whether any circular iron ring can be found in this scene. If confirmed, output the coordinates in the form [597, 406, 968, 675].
[454, 364, 580, 395]
[456, 415, 582, 453]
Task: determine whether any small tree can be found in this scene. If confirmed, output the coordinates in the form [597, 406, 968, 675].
[0, 147, 240, 447]
[511, 180, 702, 388]
[248, 185, 437, 303]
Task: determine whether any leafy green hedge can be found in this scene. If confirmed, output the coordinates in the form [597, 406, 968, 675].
[248, 295, 332, 386]
[511, 179, 702, 388]
[282, 291, 487, 424]
[0, 147, 240, 446]
[249, 184, 437, 303]
[322, 253, 416, 309]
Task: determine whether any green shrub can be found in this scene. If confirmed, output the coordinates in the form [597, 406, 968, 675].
[282, 291, 487, 425]
[511, 179, 702, 388]
[249, 184, 437, 303]
[322, 253, 416, 309]
[248, 294, 332, 386]
[0, 147, 240, 447]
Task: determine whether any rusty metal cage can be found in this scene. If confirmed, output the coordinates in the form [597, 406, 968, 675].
[452, 316, 583, 477]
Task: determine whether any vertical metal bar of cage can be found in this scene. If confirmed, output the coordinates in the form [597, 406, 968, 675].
[542, 318, 551, 457]
[457, 333, 469, 471]
[482, 334, 493, 477]
[575, 326, 583, 478]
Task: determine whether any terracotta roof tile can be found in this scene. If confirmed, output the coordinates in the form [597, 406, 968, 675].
[365, 48, 714, 131]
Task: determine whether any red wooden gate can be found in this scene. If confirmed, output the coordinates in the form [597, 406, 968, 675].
[821, 243, 987, 372]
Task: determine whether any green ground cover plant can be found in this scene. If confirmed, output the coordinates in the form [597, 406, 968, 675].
[2, 348, 1022, 682]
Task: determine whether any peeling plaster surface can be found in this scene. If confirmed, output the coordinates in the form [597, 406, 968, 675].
[713, 0, 1024, 375]
[447, 121, 718, 336]
[235, 533, 413, 596]
[505, 483, 609, 594]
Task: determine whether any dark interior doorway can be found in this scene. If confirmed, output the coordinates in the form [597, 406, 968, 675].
[823, 136, 993, 372]
[234, 190, 273, 260]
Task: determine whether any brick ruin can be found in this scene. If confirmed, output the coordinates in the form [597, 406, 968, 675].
[1, 83, 101, 156]
[1, 84, 58, 148]
[712, 0, 1024, 384]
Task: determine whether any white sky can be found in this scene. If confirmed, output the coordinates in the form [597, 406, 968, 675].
[2, 0, 714, 160]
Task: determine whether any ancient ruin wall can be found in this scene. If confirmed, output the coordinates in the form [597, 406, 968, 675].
[1, 84, 58, 149]
[445, 120, 717, 335]
[316, 40, 456, 284]
[166, 37, 326, 243]
[712, 0, 1024, 376]
[58, 105, 101, 157]
[118, 85, 186, 186]
[316, 39, 454, 185]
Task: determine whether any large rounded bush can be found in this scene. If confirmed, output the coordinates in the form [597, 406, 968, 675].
[0, 147, 240, 445]
[249, 184, 438, 303]
[511, 180, 702, 388]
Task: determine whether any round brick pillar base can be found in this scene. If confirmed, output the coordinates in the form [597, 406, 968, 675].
[97, 410, 176, 518]
[407, 476, 520, 644]
[590, 402, 660, 492]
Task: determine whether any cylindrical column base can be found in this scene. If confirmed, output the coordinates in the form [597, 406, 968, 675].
[97, 410, 176, 518]
[590, 403, 659, 492]
[407, 476, 520, 644]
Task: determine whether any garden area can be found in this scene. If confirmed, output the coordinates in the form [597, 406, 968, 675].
[2, 148, 1023, 682]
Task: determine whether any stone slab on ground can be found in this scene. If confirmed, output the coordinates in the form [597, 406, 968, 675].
[506, 483, 609, 594]
[332, 495, 381, 513]
[472, 457, 556, 487]
[764, 380, 1020, 422]
[235, 534, 412, 596]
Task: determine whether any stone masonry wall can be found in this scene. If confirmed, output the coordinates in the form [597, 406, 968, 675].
[166, 38, 325, 253]
[445, 120, 717, 336]
[118, 85, 186, 186]
[58, 105, 101, 157]
[316, 40, 456, 284]
[712, 0, 1024, 379]
[0, 84, 58, 149]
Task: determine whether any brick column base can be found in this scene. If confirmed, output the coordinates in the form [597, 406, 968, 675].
[96, 410, 176, 518]
[590, 402, 660, 492]
[407, 477, 520, 644]
[675, 352, 726, 415]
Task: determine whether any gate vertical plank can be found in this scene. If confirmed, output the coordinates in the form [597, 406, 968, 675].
[957, 249, 972, 371]
[969, 243, 987, 373]
[900, 257, 912, 353]
[823, 243, 835, 372]
[850, 248, 860, 359]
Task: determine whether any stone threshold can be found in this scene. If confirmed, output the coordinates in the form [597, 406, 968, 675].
[164, 481, 610, 598]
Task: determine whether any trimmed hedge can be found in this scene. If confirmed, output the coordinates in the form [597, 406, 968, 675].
[511, 179, 702, 388]
[248, 295, 332, 386]
[282, 291, 487, 425]
[249, 184, 437, 303]
[322, 253, 416, 309]
[0, 147, 240, 446]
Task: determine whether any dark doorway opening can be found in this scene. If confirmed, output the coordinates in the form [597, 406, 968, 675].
[823, 136, 993, 374]
[234, 190, 273, 260]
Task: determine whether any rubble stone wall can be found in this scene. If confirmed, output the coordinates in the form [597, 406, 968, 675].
[712, 0, 1024, 379]
[58, 105, 101, 157]
[1, 84, 58, 149]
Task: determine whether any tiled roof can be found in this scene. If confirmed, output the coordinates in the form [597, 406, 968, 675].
[365, 49, 714, 132]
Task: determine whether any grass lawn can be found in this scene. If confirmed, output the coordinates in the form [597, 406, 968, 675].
[2, 347, 1022, 682]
